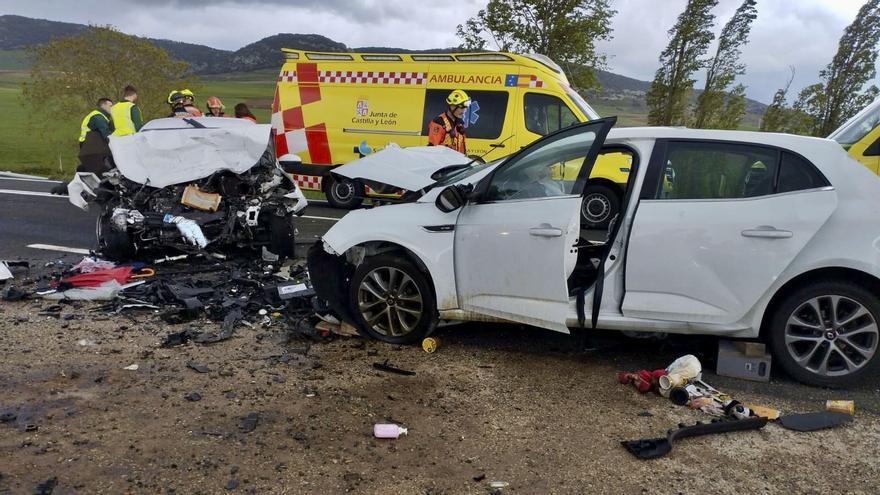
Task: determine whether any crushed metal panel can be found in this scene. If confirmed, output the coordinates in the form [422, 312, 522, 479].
[332, 144, 470, 191]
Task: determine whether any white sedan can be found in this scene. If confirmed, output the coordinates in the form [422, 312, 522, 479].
[308, 118, 880, 387]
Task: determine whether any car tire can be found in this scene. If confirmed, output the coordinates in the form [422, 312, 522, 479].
[581, 184, 620, 229]
[268, 214, 296, 260]
[349, 254, 436, 344]
[325, 176, 364, 209]
[768, 280, 880, 387]
[96, 213, 135, 261]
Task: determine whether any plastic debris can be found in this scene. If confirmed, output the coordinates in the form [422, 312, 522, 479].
[71, 256, 117, 273]
[123, 363, 139, 371]
[373, 359, 416, 376]
[0, 261, 12, 281]
[622, 416, 769, 459]
[777, 411, 853, 432]
[373, 423, 408, 439]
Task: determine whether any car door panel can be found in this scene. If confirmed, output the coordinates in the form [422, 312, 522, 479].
[623, 189, 837, 324]
[454, 196, 581, 332]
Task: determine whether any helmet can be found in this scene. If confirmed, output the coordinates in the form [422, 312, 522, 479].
[167, 90, 184, 105]
[180, 88, 195, 98]
[206, 96, 225, 110]
[446, 89, 471, 107]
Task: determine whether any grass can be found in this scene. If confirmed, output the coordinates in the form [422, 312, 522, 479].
[0, 69, 279, 179]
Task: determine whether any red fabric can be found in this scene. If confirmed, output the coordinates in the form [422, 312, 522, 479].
[617, 369, 667, 394]
[62, 266, 133, 287]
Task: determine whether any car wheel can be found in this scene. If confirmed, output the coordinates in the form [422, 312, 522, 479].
[325, 176, 364, 209]
[768, 281, 880, 387]
[349, 255, 436, 344]
[268, 214, 296, 259]
[96, 213, 135, 261]
[581, 184, 620, 229]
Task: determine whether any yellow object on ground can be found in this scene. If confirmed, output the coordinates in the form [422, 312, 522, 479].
[747, 405, 781, 420]
[826, 400, 855, 415]
[422, 337, 440, 353]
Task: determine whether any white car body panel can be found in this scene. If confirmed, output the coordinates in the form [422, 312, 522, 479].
[332, 144, 470, 191]
[320, 126, 880, 340]
[109, 118, 272, 188]
[623, 189, 837, 323]
[454, 195, 581, 333]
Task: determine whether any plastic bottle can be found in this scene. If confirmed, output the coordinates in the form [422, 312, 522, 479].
[373, 423, 408, 439]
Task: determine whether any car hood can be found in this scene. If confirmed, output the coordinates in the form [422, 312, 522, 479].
[109, 118, 272, 188]
[331, 144, 471, 192]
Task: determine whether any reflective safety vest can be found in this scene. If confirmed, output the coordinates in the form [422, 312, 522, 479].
[110, 101, 136, 136]
[428, 112, 466, 154]
[79, 109, 109, 143]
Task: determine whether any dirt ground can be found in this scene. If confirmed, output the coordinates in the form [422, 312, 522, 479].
[1, 298, 879, 495]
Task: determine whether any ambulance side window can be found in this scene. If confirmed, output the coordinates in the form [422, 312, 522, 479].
[524, 93, 579, 136]
[421, 90, 509, 140]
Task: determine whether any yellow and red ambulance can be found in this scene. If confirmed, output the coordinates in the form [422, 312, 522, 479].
[271, 49, 628, 226]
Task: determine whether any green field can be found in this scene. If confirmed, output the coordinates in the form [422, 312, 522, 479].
[0, 68, 279, 179]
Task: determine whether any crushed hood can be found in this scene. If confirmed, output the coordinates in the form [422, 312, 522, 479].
[109, 118, 272, 188]
[332, 144, 470, 191]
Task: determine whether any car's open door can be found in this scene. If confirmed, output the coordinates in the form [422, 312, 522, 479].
[453, 118, 615, 332]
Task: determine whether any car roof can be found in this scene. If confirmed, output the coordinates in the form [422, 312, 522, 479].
[606, 126, 835, 148]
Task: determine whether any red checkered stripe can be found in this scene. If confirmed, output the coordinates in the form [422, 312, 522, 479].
[528, 75, 544, 88]
[319, 70, 426, 85]
[278, 70, 297, 82]
[292, 174, 322, 190]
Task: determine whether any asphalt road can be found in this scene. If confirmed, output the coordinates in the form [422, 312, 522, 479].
[0, 176, 346, 262]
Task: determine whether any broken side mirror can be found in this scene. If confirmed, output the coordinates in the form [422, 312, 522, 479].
[278, 154, 302, 174]
[435, 184, 471, 213]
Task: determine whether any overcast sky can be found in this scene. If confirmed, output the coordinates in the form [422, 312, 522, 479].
[1, 0, 876, 103]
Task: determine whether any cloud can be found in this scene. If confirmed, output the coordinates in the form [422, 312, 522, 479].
[1, 0, 876, 102]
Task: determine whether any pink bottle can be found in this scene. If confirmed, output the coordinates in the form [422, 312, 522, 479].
[373, 423, 408, 439]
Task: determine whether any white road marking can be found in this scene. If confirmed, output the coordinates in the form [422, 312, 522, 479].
[27, 244, 91, 255]
[0, 189, 66, 198]
[301, 214, 340, 222]
[0, 176, 61, 183]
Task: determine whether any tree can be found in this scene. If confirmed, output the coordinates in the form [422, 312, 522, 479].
[456, 0, 615, 89]
[21, 26, 198, 170]
[692, 0, 758, 129]
[793, 0, 880, 136]
[760, 67, 795, 132]
[646, 0, 718, 126]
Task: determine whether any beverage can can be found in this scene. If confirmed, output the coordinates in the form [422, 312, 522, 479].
[826, 400, 855, 415]
[422, 337, 440, 353]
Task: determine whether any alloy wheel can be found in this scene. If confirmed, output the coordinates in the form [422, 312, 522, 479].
[356, 266, 424, 337]
[784, 295, 879, 377]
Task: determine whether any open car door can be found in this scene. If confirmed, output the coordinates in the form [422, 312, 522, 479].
[453, 118, 615, 332]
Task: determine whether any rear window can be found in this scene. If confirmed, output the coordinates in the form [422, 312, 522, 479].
[777, 152, 829, 193]
[421, 89, 508, 140]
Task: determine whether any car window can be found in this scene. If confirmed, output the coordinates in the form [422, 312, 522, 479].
[421, 89, 509, 140]
[777, 152, 829, 193]
[485, 124, 602, 201]
[657, 142, 779, 200]
[524, 93, 580, 136]
[829, 98, 880, 147]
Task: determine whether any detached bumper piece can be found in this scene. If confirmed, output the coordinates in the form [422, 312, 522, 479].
[621, 416, 769, 459]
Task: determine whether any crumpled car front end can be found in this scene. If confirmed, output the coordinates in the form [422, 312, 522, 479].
[69, 118, 307, 260]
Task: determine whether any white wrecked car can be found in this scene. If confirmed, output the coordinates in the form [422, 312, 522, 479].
[310, 118, 880, 387]
[68, 117, 307, 260]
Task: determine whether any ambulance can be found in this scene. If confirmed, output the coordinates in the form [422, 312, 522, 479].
[271, 49, 629, 227]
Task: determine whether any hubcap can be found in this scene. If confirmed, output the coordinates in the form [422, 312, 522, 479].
[582, 193, 611, 224]
[357, 266, 424, 337]
[785, 295, 879, 377]
[332, 181, 355, 202]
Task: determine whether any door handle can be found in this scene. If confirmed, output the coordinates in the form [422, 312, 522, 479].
[741, 226, 793, 239]
[490, 143, 506, 148]
[530, 224, 563, 237]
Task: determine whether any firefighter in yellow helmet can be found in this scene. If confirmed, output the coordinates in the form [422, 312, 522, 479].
[428, 89, 470, 154]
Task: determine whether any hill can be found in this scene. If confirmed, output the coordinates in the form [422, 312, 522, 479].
[0, 13, 766, 127]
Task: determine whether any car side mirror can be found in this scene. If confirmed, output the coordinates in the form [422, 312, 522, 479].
[278, 154, 302, 174]
[435, 184, 471, 213]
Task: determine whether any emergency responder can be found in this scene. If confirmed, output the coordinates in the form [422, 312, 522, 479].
[427, 89, 470, 154]
[180, 89, 203, 117]
[79, 98, 114, 146]
[205, 96, 225, 117]
[51, 97, 117, 194]
[234, 103, 257, 123]
[110, 85, 143, 136]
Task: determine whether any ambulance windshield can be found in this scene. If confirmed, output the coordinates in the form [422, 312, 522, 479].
[562, 84, 601, 121]
[829, 98, 880, 147]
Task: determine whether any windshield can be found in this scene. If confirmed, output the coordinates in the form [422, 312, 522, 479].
[431, 158, 501, 188]
[562, 84, 601, 121]
[829, 98, 880, 147]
